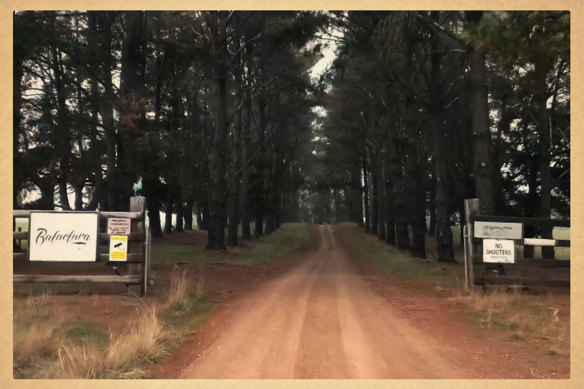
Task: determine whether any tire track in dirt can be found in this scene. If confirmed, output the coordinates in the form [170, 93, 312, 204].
[178, 225, 562, 379]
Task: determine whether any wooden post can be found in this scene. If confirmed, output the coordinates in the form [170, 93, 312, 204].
[464, 198, 480, 290]
[130, 196, 147, 296]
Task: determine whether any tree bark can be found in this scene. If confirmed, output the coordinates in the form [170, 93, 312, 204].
[377, 163, 386, 240]
[206, 12, 229, 250]
[362, 152, 370, 232]
[164, 192, 173, 234]
[148, 200, 163, 238]
[183, 200, 194, 231]
[535, 57, 555, 259]
[51, 42, 72, 211]
[431, 111, 455, 262]
[371, 148, 379, 236]
[467, 11, 497, 216]
[405, 99, 426, 258]
[176, 190, 184, 232]
[430, 17, 455, 263]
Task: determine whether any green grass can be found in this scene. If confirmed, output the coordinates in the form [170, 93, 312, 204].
[14, 219, 30, 250]
[152, 245, 205, 266]
[152, 223, 312, 267]
[238, 223, 312, 265]
[65, 320, 109, 346]
[15, 219, 29, 232]
[339, 223, 461, 290]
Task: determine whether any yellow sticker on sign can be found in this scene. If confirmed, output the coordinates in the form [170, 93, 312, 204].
[109, 235, 128, 261]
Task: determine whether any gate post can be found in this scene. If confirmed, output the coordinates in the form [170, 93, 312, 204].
[130, 196, 147, 296]
[464, 198, 480, 290]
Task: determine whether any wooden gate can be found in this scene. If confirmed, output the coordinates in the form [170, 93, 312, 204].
[463, 198, 569, 291]
[13, 197, 151, 296]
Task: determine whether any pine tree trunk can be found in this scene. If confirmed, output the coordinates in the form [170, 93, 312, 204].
[362, 153, 370, 232]
[430, 21, 455, 263]
[164, 192, 173, 234]
[432, 113, 455, 262]
[227, 113, 242, 246]
[352, 164, 364, 226]
[377, 157, 386, 240]
[254, 102, 266, 239]
[99, 13, 116, 177]
[184, 200, 194, 230]
[13, 23, 24, 209]
[205, 12, 229, 250]
[428, 174, 436, 236]
[467, 11, 496, 216]
[148, 199, 163, 238]
[51, 42, 72, 211]
[240, 93, 252, 240]
[195, 206, 204, 230]
[405, 98, 426, 258]
[371, 150, 379, 236]
[535, 58, 555, 259]
[176, 191, 184, 232]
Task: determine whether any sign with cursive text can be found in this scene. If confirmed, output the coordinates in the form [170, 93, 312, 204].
[29, 212, 99, 262]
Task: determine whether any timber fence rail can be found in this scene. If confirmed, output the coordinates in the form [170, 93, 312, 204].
[12, 197, 151, 296]
[463, 198, 569, 291]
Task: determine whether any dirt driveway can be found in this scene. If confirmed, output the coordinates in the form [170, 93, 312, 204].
[161, 225, 568, 379]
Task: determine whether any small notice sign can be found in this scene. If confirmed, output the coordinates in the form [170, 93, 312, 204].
[483, 239, 515, 263]
[474, 221, 522, 240]
[107, 218, 131, 235]
[109, 235, 128, 261]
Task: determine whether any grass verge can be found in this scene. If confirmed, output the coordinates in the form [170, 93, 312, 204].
[454, 289, 569, 355]
[237, 223, 312, 264]
[14, 279, 208, 378]
[339, 222, 569, 355]
[338, 223, 461, 290]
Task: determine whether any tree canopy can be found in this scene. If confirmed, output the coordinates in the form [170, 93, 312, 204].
[13, 11, 569, 258]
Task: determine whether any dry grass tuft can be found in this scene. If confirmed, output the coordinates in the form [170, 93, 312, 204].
[56, 341, 105, 378]
[456, 288, 569, 353]
[53, 305, 164, 378]
[14, 293, 66, 371]
[14, 293, 167, 379]
[168, 267, 204, 313]
[169, 267, 192, 304]
[105, 306, 164, 370]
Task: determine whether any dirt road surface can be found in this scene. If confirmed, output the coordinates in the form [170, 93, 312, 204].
[172, 225, 567, 379]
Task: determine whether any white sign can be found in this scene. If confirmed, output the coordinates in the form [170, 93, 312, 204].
[474, 221, 523, 240]
[107, 218, 131, 235]
[29, 212, 98, 262]
[483, 239, 515, 263]
[109, 235, 128, 261]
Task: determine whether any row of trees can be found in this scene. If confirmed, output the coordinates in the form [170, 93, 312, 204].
[14, 11, 326, 249]
[316, 11, 570, 262]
